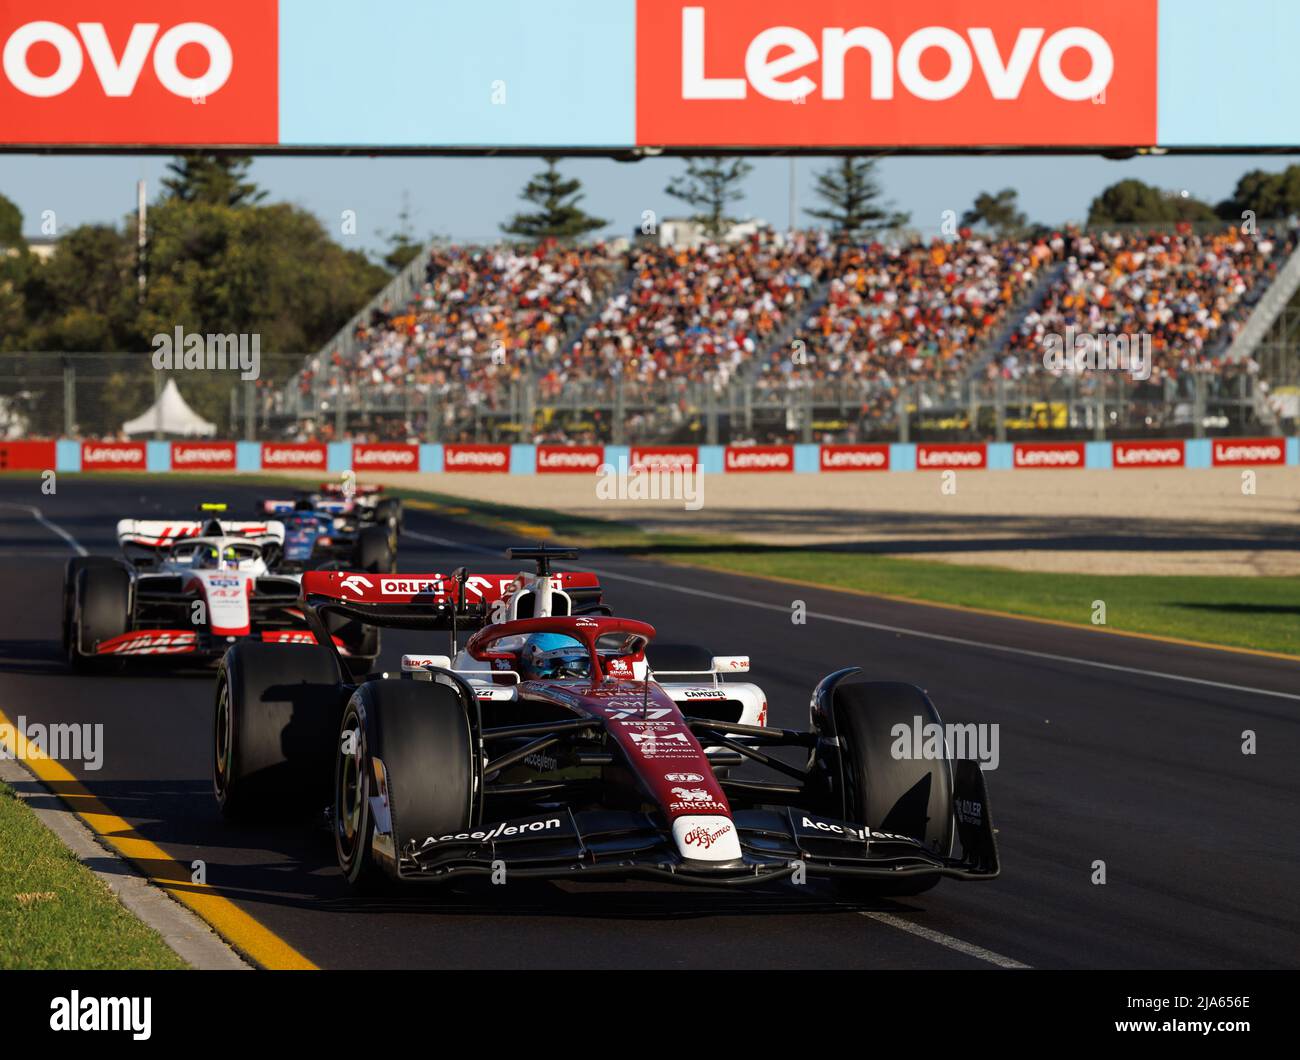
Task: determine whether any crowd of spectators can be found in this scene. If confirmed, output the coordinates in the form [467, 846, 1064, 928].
[270, 224, 1294, 443]
[997, 226, 1292, 388]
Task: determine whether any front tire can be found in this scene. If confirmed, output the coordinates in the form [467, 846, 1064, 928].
[335, 679, 474, 890]
[354, 524, 394, 574]
[831, 681, 954, 898]
[68, 563, 131, 672]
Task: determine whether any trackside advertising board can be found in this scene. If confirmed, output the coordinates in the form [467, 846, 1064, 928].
[20, 437, 1300, 472]
[4, 0, 1300, 148]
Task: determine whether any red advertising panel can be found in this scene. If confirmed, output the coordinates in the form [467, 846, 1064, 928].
[820, 443, 889, 471]
[637, 0, 1157, 147]
[444, 444, 510, 473]
[537, 445, 605, 473]
[916, 442, 986, 469]
[1012, 441, 1085, 469]
[0, 1, 279, 145]
[0, 440, 56, 470]
[353, 443, 419, 470]
[724, 445, 794, 472]
[261, 442, 326, 470]
[1113, 439, 1185, 468]
[629, 445, 699, 470]
[81, 440, 146, 470]
[171, 441, 235, 470]
[1211, 437, 1286, 466]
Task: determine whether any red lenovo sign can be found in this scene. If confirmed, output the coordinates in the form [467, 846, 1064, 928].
[1211, 438, 1286, 466]
[81, 440, 145, 470]
[916, 443, 986, 469]
[637, 1, 1157, 146]
[724, 445, 793, 472]
[537, 445, 604, 473]
[630, 445, 698, 470]
[171, 441, 235, 470]
[0, 440, 56, 470]
[261, 442, 326, 469]
[353, 443, 418, 469]
[0, 1, 278, 144]
[820, 444, 889, 471]
[444, 444, 510, 473]
[1113, 440, 1184, 468]
[1013, 442, 1085, 469]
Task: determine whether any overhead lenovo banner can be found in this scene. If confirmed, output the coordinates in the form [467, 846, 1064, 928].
[2, 0, 1299, 148]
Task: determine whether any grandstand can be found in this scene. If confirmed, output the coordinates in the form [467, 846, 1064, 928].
[262, 219, 1300, 446]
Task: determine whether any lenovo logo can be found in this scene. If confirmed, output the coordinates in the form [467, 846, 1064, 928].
[172, 442, 235, 469]
[820, 445, 888, 471]
[444, 445, 509, 471]
[1013, 443, 1084, 468]
[725, 446, 792, 472]
[261, 444, 326, 468]
[353, 444, 417, 467]
[638, 1, 1157, 148]
[3, 20, 231, 99]
[1212, 439, 1285, 466]
[81, 442, 144, 468]
[917, 445, 986, 469]
[1114, 442, 1184, 467]
[682, 9, 1112, 103]
[537, 446, 603, 472]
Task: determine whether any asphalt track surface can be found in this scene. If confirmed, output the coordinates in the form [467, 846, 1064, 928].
[1, 477, 1298, 970]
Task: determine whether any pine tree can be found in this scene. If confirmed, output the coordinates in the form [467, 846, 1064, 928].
[161, 154, 266, 208]
[665, 157, 753, 237]
[806, 157, 908, 234]
[501, 158, 607, 241]
[961, 189, 1028, 237]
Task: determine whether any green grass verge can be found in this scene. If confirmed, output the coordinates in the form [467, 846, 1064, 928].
[19, 471, 1300, 657]
[0, 780, 187, 970]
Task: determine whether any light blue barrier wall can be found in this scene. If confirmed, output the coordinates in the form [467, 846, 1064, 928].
[236, 443, 261, 472]
[420, 444, 443, 473]
[56, 440, 81, 472]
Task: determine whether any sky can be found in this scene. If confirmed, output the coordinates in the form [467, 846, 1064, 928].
[3, 151, 1299, 257]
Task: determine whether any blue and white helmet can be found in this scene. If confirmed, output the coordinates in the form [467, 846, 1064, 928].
[519, 633, 590, 680]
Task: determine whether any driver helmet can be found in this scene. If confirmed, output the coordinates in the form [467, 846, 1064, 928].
[199, 544, 242, 570]
[519, 633, 590, 680]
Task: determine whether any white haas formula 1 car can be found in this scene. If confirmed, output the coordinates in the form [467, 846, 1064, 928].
[213, 546, 998, 896]
[63, 504, 378, 672]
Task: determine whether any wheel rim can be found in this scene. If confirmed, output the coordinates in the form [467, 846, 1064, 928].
[213, 680, 233, 798]
[335, 711, 365, 866]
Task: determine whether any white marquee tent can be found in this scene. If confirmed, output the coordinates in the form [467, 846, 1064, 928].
[122, 379, 217, 437]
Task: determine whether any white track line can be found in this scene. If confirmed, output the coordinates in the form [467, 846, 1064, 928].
[858, 911, 1031, 968]
[0, 502, 87, 556]
[403, 528, 1300, 703]
[406, 528, 1038, 966]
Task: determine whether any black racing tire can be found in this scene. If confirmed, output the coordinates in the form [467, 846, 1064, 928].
[832, 681, 954, 898]
[62, 556, 123, 656]
[69, 564, 131, 672]
[213, 642, 345, 821]
[334, 679, 474, 891]
[374, 497, 402, 536]
[645, 643, 713, 676]
[353, 524, 394, 574]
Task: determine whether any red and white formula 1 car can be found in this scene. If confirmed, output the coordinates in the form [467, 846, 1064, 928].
[213, 546, 998, 896]
[62, 504, 378, 672]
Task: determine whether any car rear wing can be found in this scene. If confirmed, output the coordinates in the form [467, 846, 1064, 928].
[116, 518, 286, 549]
[298, 566, 604, 645]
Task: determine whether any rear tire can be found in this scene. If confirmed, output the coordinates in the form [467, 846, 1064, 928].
[334, 680, 474, 890]
[68, 563, 130, 672]
[354, 524, 394, 574]
[213, 642, 345, 820]
[374, 498, 402, 537]
[831, 681, 954, 898]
